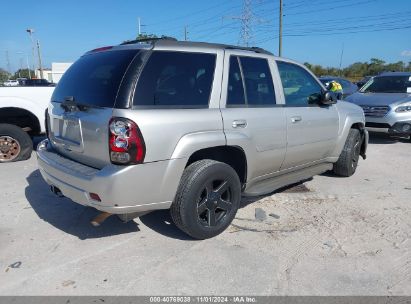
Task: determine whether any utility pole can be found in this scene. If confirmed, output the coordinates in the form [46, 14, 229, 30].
[137, 17, 147, 38]
[19, 58, 23, 78]
[26, 56, 31, 79]
[26, 29, 44, 79]
[26, 29, 36, 78]
[5, 50, 11, 75]
[138, 17, 141, 36]
[184, 25, 188, 41]
[279, 0, 283, 57]
[36, 40, 44, 79]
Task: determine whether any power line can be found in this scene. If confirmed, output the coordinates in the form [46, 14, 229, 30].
[254, 22, 411, 44]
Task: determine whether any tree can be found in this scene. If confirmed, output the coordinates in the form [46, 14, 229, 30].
[12, 69, 35, 79]
[136, 33, 158, 40]
[0, 68, 11, 83]
[123, 33, 159, 44]
[304, 58, 411, 82]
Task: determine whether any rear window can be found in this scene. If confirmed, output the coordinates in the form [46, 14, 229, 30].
[133, 51, 216, 108]
[52, 50, 139, 107]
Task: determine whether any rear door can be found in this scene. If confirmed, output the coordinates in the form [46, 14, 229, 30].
[48, 48, 143, 169]
[275, 60, 339, 169]
[220, 52, 287, 180]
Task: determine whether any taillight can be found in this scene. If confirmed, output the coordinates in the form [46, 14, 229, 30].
[109, 117, 146, 165]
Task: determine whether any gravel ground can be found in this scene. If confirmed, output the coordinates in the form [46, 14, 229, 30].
[0, 133, 410, 295]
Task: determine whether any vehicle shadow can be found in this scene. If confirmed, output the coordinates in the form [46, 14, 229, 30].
[25, 170, 139, 240]
[239, 178, 313, 209]
[24, 169, 315, 241]
[368, 131, 409, 145]
[139, 211, 195, 241]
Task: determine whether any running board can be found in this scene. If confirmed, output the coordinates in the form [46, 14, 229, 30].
[243, 163, 333, 196]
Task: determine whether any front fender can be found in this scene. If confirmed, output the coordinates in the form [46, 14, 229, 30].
[332, 101, 367, 159]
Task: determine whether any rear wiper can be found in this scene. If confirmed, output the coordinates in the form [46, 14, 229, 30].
[60, 96, 77, 112]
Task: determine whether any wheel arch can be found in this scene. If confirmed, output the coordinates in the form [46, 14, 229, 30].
[0, 107, 41, 135]
[186, 145, 248, 186]
[350, 122, 368, 159]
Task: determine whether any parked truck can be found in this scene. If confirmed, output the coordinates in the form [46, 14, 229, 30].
[0, 87, 54, 162]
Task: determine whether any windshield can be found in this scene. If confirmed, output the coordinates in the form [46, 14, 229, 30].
[360, 76, 411, 93]
[52, 49, 141, 107]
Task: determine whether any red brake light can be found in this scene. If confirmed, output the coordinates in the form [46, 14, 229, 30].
[89, 193, 101, 202]
[109, 117, 146, 165]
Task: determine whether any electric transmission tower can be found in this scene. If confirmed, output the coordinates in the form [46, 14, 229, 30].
[226, 0, 261, 47]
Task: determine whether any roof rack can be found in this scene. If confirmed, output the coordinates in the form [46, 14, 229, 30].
[225, 46, 273, 55]
[120, 36, 177, 46]
[120, 38, 273, 56]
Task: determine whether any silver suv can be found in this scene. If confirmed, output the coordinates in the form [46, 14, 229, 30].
[37, 39, 368, 239]
[345, 72, 411, 138]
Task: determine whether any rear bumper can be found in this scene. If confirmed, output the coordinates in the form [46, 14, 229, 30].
[36, 139, 186, 214]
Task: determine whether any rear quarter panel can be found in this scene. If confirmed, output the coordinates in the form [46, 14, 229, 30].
[111, 108, 225, 162]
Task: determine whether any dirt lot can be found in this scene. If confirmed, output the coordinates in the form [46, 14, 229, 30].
[0, 133, 410, 295]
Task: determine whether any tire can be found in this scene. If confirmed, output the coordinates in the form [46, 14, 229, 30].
[0, 124, 33, 163]
[171, 159, 241, 240]
[333, 128, 361, 177]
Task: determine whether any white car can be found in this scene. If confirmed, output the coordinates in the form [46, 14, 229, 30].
[3, 80, 19, 87]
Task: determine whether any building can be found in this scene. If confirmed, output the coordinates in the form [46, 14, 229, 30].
[35, 62, 72, 83]
[35, 68, 53, 82]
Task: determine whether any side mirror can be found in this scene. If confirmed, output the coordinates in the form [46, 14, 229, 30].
[308, 91, 337, 105]
[320, 91, 337, 105]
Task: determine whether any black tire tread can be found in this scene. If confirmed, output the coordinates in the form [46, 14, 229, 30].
[333, 128, 360, 177]
[171, 159, 240, 239]
[0, 123, 33, 162]
[171, 159, 217, 236]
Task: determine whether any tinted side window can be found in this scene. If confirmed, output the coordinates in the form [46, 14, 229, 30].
[240, 57, 276, 106]
[277, 61, 322, 106]
[134, 51, 216, 108]
[227, 56, 246, 106]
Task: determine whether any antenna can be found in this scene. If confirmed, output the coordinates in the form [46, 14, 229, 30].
[339, 43, 345, 76]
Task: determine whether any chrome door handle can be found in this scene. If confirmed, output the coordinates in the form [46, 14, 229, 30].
[290, 116, 302, 123]
[232, 120, 247, 128]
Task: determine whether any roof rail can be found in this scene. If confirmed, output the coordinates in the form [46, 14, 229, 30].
[225, 46, 273, 55]
[120, 36, 177, 46]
